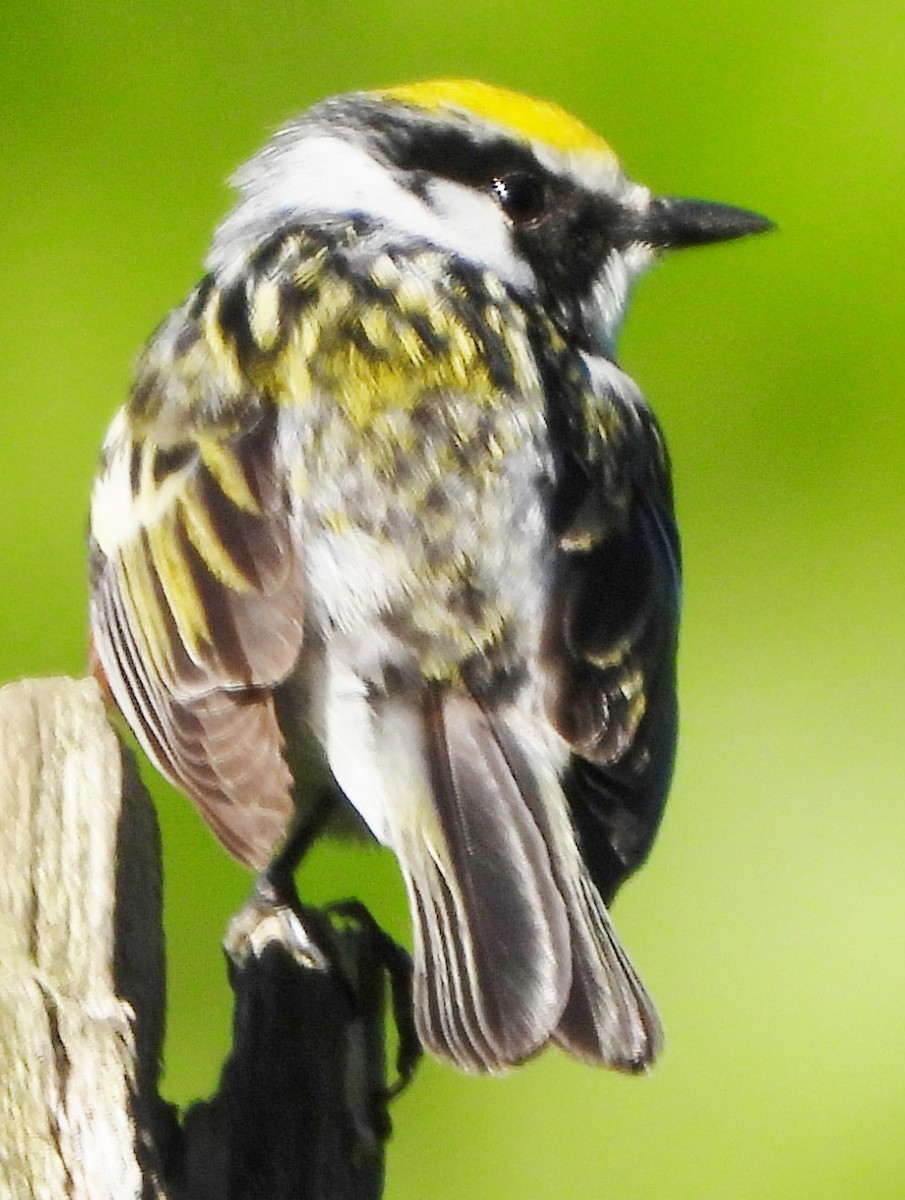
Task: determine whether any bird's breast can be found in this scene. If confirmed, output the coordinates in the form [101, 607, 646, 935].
[289, 390, 555, 683]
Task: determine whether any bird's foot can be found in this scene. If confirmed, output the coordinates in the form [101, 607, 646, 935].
[224, 870, 331, 973]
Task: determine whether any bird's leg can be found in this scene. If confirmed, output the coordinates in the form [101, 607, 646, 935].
[226, 790, 338, 971]
[258, 789, 337, 908]
[225, 792, 422, 1098]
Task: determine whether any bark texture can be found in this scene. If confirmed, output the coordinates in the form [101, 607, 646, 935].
[0, 677, 393, 1200]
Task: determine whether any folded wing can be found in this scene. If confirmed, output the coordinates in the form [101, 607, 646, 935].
[89, 298, 304, 868]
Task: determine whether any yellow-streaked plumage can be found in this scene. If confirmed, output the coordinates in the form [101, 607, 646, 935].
[89, 80, 771, 1075]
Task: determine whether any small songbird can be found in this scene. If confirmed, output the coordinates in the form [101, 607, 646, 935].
[89, 80, 771, 1074]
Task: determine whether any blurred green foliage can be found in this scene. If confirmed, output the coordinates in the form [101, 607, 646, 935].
[2, 2, 903, 1196]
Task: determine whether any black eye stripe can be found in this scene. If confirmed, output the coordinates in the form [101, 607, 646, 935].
[383, 116, 546, 193]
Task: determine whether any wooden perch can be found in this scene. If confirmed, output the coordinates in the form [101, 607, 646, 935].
[0, 677, 399, 1200]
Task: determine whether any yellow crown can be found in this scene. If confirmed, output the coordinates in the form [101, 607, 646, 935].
[379, 80, 614, 159]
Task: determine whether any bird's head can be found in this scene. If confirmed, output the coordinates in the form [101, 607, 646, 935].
[209, 79, 772, 357]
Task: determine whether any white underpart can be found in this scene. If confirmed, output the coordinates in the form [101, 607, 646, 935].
[208, 134, 534, 291]
[323, 658, 394, 846]
[324, 657, 446, 850]
[304, 528, 412, 634]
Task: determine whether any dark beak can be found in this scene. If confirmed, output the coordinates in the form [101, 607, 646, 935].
[640, 196, 774, 249]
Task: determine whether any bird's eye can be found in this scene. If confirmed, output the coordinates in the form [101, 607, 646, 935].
[492, 173, 547, 224]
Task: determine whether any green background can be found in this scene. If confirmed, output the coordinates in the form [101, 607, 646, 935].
[3, 2, 903, 1196]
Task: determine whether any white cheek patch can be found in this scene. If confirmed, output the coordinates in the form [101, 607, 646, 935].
[210, 136, 434, 271]
[208, 134, 534, 291]
[421, 177, 533, 289]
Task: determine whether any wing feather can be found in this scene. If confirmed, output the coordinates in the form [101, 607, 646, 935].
[544, 396, 681, 906]
[89, 300, 304, 869]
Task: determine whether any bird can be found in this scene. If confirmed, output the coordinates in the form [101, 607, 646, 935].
[88, 79, 771, 1075]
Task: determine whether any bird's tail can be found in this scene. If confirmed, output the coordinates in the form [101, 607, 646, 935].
[325, 668, 661, 1073]
[487, 705, 662, 1070]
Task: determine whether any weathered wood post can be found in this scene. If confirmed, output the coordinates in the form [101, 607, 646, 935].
[0, 677, 396, 1199]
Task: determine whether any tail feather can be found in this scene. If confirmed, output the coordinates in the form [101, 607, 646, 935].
[418, 689, 572, 1070]
[553, 869, 662, 1070]
[324, 662, 659, 1072]
[409, 850, 503, 1071]
[325, 668, 571, 1073]
[484, 705, 662, 1070]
